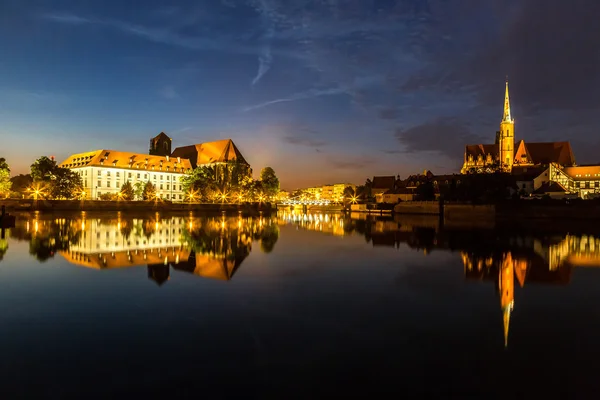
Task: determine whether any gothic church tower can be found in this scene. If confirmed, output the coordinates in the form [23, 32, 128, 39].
[498, 79, 515, 171]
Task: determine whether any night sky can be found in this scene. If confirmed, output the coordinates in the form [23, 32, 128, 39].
[1, 0, 599, 189]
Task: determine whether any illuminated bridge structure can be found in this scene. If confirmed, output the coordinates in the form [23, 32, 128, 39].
[279, 195, 340, 206]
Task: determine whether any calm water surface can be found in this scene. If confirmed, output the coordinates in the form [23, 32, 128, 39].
[1, 211, 600, 398]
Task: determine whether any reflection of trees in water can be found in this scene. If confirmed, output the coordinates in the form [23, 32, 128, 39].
[181, 216, 279, 260]
[142, 219, 156, 239]
[260, 223, 279, 253]
[0, 234, 7, 262]
[10, 220, 83, 262]
[8, 213, 279, 264]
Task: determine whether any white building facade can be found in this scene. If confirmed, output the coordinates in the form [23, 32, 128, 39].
[59, 150, 192, 201]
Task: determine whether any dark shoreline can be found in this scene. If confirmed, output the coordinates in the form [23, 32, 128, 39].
[0, 199, 274, 216]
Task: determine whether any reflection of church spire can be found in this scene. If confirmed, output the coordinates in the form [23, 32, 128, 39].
[499, 253, 515, 347]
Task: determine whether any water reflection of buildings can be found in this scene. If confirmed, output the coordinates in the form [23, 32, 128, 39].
[279, 211, 346, 237]
[346, 215, 600, 347]
[12, 213, 278, 285]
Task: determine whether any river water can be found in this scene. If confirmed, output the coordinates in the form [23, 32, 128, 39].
[1, 211, 599, 398]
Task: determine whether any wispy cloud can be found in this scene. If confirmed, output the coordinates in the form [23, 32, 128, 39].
[42, 13, 91, 24]
[252, 41, 273, 86]
[242, 86, 347, 112]
[173, 126, 192, 133]
[251, 1, 275, 85]
[39, 11, 303, 60]
[41, 12, 239, 54]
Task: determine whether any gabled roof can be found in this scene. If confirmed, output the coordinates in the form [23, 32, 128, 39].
[59, 150, 193, 173]
[514, 140, 532, 163]
[532, 181, 568, 195]
[371, 176, 396, 190]
[465, 143, 499, 159]
[525, 142, 575, 166]
[151, 132, 171, 142]
[171, 139, 248, 168]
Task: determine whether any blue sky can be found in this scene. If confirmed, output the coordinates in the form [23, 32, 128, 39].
[1, 0, 599, 189]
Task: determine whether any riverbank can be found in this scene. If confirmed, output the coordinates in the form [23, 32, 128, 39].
[393, 200, 600, 221]
[0, 199, 273, 215]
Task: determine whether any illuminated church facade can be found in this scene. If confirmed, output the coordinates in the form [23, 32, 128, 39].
[461, 80, 576, 174]
[461, 80, 600, 199]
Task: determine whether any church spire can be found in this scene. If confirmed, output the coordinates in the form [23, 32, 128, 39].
[502, 78, 512, 123]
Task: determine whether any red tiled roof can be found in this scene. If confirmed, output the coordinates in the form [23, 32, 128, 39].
[525, 142, 575, 166]
[171, 139, 248, 168]
[563, 165, 600, 181]
[465, 144, 499, 159]
[59, 150, 192, 173]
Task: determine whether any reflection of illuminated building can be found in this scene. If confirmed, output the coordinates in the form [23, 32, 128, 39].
[51, 214, 276, 284]
[279, 211, 346, 237]
[462, 250, 570, 347]
[61, 216, 188, 270]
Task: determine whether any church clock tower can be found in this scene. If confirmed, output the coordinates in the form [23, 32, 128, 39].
[498, 79, 515, 171]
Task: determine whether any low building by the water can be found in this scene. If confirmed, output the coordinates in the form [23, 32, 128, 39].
[60, 132, 251, 200]
[59, 150, 192, 200]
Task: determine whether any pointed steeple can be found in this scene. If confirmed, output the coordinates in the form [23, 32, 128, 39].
[502, 77, 512, 123]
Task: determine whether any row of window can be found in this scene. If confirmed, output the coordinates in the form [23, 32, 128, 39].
[575, 181, 600, 189]
[96, 229, 181, 238]
[96, 192, 184, 200]
[95, 181, 182, 190]
[76, 169, 183, 182]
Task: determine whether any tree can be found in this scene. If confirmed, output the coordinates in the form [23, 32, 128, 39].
[10, 174, 33, 197]
[260, 167, 279, 199]
[0, 158, 10, 198]
[181, 166, 219, 201]
[133, 182, 145, 200]
[142, 181, 156, 200]
[120, 181, 134, 201]
[31, 156, 57, 182]
[50, 168, 83, 199]
[343, 186, 355, 202]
